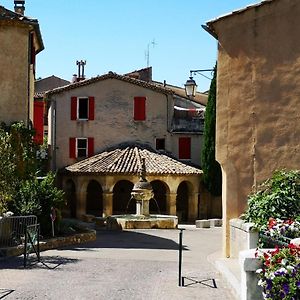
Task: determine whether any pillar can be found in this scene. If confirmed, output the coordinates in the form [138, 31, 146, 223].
[76, 182, 86, 220]
[103, 192, 113, 217]
[166, 193, 177, 216]
[188, 193, 199, 221]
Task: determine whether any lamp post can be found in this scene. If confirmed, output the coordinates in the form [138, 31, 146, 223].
[184, 69, 214, 98]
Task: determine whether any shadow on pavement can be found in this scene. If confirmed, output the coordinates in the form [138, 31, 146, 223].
[0, 289, 14, 299]
[0, 255, 79, 270]
[58, 230, 189, 251]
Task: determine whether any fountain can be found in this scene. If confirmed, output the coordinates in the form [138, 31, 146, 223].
[106, 159, 178, 230]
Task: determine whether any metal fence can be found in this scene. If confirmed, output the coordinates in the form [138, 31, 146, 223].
[0, 215, 37, 248]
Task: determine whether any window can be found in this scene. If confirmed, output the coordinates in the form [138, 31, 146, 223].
[69, 137, 94, 158]
[156, 138, 165, 151]
[77, 138, 87, 157]
[78, 98, 88, 119]
[71, 96, 95, 121]
[178, 137, 191, 159]
[134, 96, 146, 121]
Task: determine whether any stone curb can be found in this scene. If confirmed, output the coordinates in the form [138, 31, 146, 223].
[0, 229, 96, 258]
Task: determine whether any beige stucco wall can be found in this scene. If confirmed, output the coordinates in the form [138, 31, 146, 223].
[212, 0, 300, 256]
[50, 78, 203, 169]
[0, 22, 32, 125]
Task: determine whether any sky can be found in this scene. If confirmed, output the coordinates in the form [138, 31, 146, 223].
[2, 0, 261, 92]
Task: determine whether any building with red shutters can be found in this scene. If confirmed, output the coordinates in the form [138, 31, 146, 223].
[45, 69, 217, 222]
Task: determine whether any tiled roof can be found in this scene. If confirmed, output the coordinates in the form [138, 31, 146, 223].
[64, 143, 202, 176]
[205, 0, 276, 38]
[45, 72, 174, 97]
[0, 6, 44, 53]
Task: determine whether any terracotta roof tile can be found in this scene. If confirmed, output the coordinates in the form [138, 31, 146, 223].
[64, 143, 202, 176]
[45, 72, 174, 97]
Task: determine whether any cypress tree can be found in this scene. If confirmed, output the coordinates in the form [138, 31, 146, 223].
[201, 65, 222, 196]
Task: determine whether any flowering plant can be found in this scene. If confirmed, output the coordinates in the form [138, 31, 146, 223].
[266, 218, 300, 240]
[256, 244, 300, 299]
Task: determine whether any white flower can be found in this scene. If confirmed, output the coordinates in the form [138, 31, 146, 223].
[281, 259, 288, 266]
[256, 268, 263, 274]
[3, 211, 14, 217]
[258, 279, 264, 286]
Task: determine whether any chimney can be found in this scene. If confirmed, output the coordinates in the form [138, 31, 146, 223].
[14, 0, 25, 15]
[72, 74, 78, 83]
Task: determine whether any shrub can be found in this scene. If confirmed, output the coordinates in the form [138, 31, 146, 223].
[244, 170, 300, 228]
[12, 173, 65, 235]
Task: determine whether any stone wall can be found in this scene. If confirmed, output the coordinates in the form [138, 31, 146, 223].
[209, 0, 300, 256]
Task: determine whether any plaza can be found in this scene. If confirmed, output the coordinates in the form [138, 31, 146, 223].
[0, 226, 235, 299]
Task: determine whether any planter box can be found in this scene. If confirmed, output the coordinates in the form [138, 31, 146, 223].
[230, 219, 259, 258]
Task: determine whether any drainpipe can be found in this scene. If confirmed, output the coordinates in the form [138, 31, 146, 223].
[27, 32, 31, 128]
[50, 99, 57, 171]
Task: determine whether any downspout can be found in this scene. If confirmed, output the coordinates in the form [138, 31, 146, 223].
[27, 32, 31, 128]
[50, 98, 57, 171]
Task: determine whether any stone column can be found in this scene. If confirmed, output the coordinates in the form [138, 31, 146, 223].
[103, 192, 113, 217]
[76, 183, 86, 220]
[188, 193, 199, 222]
[166, 193, 177, 216]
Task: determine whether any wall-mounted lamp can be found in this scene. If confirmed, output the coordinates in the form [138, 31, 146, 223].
[184, 69, 213, 98]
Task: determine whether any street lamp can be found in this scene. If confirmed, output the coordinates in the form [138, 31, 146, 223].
[184, 69, 214, 98]
[184, 76, 197, 98]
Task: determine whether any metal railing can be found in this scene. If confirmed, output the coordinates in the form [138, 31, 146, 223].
[0, 215, 37, 248]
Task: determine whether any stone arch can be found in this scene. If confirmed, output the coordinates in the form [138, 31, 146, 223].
[176, 181, 194, 223]
[113, 180, 134, 215]
[150, 180, 169, 214]
[86, 180, 103, 216]
[65, 179, 76, 218]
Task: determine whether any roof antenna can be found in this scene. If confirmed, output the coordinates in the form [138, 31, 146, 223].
[76, 60, 86, 82]
[145, 39, 157, 68]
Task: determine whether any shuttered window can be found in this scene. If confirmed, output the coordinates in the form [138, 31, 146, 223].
[69, 137, 76, 158]
[69, 137, 94, 158]
[70, 97, 95, 120]
[178, 137, 191, 159]
[134, 97, 146, 121]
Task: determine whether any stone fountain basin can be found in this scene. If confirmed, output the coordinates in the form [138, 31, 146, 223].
[106, 214, 178, 230]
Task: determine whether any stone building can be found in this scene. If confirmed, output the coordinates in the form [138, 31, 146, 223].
[0, 1, 43, 126]
[62, 143, 203, 222]
[46, 70, 211, 221]
[205, 0, 300, 256]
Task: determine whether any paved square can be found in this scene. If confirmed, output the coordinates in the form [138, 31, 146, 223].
[0, 226, 235, 299]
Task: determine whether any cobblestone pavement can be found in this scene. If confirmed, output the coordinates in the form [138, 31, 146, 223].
[0, 226, 235, 299]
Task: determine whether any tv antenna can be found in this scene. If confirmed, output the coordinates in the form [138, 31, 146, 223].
[145, 39, 157, 67]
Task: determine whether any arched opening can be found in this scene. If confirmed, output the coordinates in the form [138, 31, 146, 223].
[113, 180, 134, 215]
[65, 179, 76, 218]
[176, 181, 191, 223]
[86, 180, 103, 216]
[150, 180, 167, 214]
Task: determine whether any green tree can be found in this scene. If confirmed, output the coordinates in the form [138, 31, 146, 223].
[201, 65, 222, 196]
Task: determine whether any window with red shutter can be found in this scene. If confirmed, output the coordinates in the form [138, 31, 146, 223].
[71, 97, 77, 120]
[88, 97, 95, 120]
[134, 97, 146, 121]
[178, 137, 191, 159]
[88, 137, 94, 157]
[71, 97, 95, 120]
[69, 137, 76, 158]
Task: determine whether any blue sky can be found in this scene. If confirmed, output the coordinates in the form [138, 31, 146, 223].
[2, 0, 260, 91]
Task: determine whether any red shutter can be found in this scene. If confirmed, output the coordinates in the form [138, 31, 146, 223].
[178, 137, 191, 159]
[88, 96, 95, 120]
[88, 137, 94, 157]
[69, 137, 76, 158]
[71, 97, 77, 120]
[134, 97, 146, 120]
